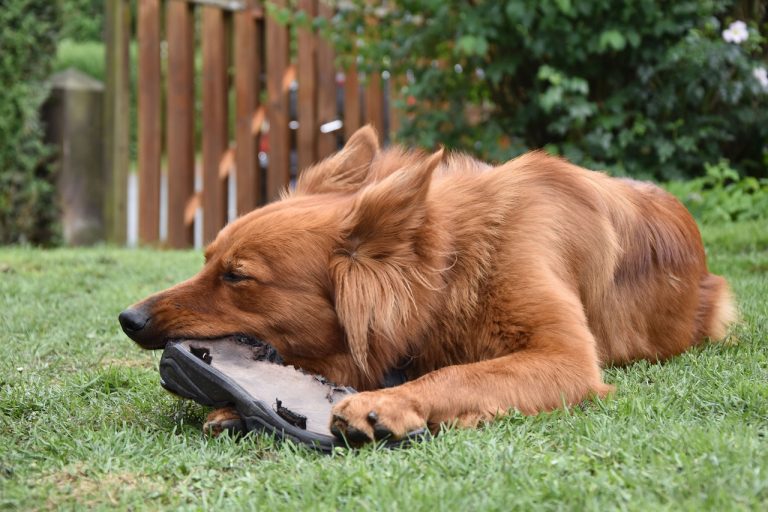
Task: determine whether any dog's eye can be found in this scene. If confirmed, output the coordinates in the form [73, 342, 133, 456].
[221, 271, 249, 283]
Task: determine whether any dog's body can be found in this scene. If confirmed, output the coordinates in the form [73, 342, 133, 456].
[120, 126, 735, 442]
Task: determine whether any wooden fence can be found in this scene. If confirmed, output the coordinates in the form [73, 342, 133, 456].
[106, 0, 394, 248]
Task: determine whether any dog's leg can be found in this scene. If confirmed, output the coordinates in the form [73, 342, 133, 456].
[203, 406, 244, 437]
[331, 339, 611, 442]
[331, 283, 613, 443]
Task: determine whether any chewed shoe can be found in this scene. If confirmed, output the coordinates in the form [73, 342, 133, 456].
[158, 336, 426, 451]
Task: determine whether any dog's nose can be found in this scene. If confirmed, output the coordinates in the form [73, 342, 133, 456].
[119, 308, 150, 333]
[119, 304, 166, 349]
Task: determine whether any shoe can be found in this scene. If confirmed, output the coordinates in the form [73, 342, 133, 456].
[158, 336, 426, 451]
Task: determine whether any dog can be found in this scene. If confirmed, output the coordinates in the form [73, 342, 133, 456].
[120, 125, 736, 443]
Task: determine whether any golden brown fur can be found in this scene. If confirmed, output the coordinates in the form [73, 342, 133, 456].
[121, 126, 736, 442]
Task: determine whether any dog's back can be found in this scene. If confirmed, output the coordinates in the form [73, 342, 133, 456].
[428, 151, 736, 366]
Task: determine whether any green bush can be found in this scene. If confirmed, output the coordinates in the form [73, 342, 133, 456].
[324, 0, 768, 179]
[666, 160, 768, 223]
[59, 0, 103, 42]
[0, 0, 61, 245]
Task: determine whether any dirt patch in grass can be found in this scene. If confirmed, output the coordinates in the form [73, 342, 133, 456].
[43, 465, 162, 509]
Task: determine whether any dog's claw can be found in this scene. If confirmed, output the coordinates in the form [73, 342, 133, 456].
[345, 425, 372, 444]
[330, 414, 348, 440]
[373, 423, 393, 441]
[331, 414, 373, 443]
[330, 416, 345, 438]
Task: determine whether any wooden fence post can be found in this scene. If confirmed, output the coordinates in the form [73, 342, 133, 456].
[316, 1, 338, 159]
[344, 63, 361, 139]
[266, 0, 291, 202]
[104, 0, 131, 245]
[138, 0, 161, 245]
[297, 0, 318, 173]
[166, 0, 195, 248]
[235, 0, 261, 215]
[365, 71, 384, 143]
[202, 6, 229, 244]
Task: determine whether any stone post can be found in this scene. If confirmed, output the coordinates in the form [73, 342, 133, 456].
[43, 68, 105, 245]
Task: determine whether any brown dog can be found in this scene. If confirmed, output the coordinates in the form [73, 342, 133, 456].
[120, 125, 735, 443]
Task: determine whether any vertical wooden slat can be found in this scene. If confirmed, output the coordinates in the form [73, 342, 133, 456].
[389, 74, 403, 142]
[344, 62, 361, 140]
[202, 6, 228, 244]
[365, 71, 384, 143]
[266, 0, 291, 201]
[316, 1, 337, 158]
[166, 0, 195, 248]
[296, 0, 318, 172]
[138, 0, 161, 244]
[104, 0, 131, 245]
[235, 0, 260, 215]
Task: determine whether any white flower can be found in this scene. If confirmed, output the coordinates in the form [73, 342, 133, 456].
[336, 0, 356, 11]
[722, 20, 749, 44]
[753, 67, 768, 90]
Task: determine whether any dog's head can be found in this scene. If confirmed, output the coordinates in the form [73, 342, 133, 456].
[119, 127, 444, 389]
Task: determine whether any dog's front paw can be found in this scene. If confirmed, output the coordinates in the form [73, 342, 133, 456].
[203, 406, 245, 437]
[330, 390, 427, 444]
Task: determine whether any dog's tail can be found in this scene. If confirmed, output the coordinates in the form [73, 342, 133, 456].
[697, 273, 738, 342]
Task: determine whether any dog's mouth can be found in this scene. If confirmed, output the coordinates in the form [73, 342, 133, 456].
[142, 339, 169, 350]
[151, 333, 271, 353]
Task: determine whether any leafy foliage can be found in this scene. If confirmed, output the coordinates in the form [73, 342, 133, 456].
[58, 0, 103, 41]
[57, 0, 104, 41]
[666, 160, 768, 223]
[323, 0, 768, 179]
[0, 0, 61, 244]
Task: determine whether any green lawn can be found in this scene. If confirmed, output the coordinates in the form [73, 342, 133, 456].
[1, 221, 766, 510]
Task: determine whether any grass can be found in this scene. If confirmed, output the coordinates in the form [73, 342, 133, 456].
[53, 39, 109, 83]
[0, 220, 766, 510]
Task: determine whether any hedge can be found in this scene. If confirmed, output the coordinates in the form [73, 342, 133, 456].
[0, 1, 61, 244]
[325, 0, 768, 180]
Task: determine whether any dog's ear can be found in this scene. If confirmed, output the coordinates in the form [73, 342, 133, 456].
[294, 125, 380, 195]
[331, 148, 444, 373]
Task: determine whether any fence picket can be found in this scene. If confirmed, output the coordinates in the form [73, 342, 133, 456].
[137, 0, 161, 244]
[104, 0, 131, 245]
[365, 72, 384, 142]
[235, 0, 261, 215]
[266, 0, 291, 201]
[316, 1, 338, 159]
[166, 0, 195, 248]
[297, 0, 318, 173]
[202, 6, 229, 244]
[344, 63, 361, 137]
